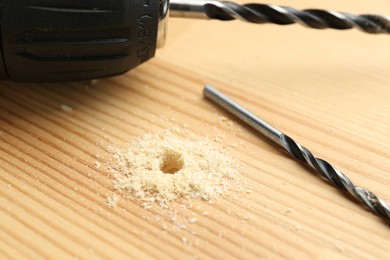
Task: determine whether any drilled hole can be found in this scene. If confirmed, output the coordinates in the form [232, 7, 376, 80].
[160, 151, 184, 174]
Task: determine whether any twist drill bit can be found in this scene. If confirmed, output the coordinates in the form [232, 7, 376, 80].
[204, 85, 390, 221]
[170, 0, 390, 34]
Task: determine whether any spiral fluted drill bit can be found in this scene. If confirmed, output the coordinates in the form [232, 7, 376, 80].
[204, 85, 390, 221]
[170, 0, 390, 34]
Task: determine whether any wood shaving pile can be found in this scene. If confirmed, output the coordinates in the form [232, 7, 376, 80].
[107, 130, 242, 208]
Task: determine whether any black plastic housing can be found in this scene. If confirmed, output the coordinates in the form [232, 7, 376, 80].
[0, 0, 160, 82]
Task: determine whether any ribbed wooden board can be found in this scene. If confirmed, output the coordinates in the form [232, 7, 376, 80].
[1, 0, 389, 258]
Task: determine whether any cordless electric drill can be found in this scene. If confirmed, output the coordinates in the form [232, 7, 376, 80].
[0, 0, 388, 82]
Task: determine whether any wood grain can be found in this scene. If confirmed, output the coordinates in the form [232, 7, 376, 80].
[0, 0, 389, 259]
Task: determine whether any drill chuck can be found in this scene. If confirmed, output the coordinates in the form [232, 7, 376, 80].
[0, 0, 168, 82]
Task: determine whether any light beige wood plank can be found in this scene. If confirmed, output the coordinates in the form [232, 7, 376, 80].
[0, 0, 389, 259]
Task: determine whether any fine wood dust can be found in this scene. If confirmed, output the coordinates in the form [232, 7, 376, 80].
[60, 104, 74, 112]
[107, 129, 243, 209]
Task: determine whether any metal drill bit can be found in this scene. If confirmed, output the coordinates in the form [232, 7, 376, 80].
[203, 85, 390, 221]
[170, 0, 390, 34]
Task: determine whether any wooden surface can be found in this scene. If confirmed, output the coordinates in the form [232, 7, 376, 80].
[1, 0, 390, 258]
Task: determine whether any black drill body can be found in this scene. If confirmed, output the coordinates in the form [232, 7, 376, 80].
[0, 0, 160, 82]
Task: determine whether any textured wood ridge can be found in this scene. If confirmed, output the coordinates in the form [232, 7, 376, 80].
[0, 0, 389, 259]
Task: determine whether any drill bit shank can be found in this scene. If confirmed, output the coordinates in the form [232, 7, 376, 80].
[204, 85, 390, 221]
[170, 0, 390, 34]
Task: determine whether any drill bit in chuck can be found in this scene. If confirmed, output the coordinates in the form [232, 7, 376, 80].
[204, 85, 390, 222]
[170, 0, 390, 35]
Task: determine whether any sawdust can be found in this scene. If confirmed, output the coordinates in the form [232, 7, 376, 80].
[106, 194, 119, 207]
[107, 129, 242, 209]
[60, 104, 73, 112]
